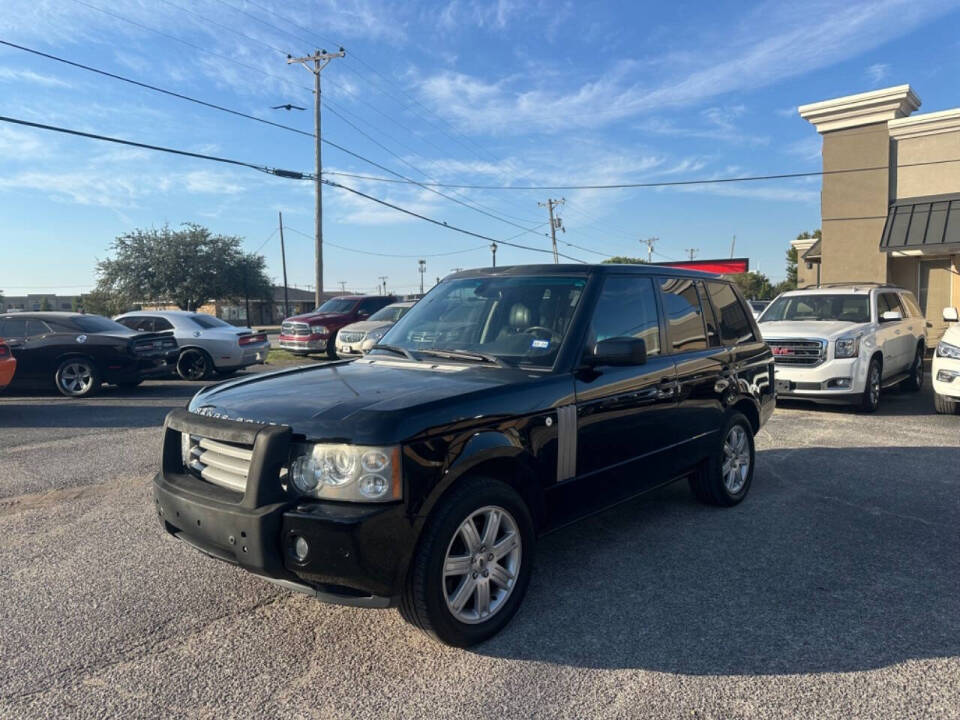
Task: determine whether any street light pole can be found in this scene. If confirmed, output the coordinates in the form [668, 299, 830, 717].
[490, 241, 497, 268]
[418, 259, 426, 295]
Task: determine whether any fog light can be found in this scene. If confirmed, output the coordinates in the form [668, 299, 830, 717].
[293, 535, 309, 561]
[835, 377, 851, 387]
[937, 369, 959, 383]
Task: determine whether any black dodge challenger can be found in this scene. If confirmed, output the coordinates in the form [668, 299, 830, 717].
[0, 312, 178, 397]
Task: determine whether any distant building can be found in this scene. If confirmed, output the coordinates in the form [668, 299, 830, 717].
[0, 293, 80, 313]
[142, 286, 342, 326]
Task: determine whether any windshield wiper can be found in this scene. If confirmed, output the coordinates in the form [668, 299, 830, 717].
[417, 348, 511, 368]
[370, 343, 418, 362]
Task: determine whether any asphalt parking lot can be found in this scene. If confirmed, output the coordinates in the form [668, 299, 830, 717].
[1, 367, 958, 719]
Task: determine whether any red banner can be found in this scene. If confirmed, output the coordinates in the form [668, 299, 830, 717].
[653, 258, 750, 275]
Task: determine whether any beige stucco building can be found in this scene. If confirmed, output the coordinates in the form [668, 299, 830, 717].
[797, 85, 960, 343]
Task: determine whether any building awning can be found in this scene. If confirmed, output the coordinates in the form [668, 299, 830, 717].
[802, 239, 821, 261]
[880, 192, 960, 252]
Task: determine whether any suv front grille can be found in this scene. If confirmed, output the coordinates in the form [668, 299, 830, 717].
[184, 435, 252, 493]
[766, 338, 827, 366]
[281, 321, 311, 337]
[339, 331, 365, 344]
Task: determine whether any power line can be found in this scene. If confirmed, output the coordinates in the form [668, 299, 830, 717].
[252, 228, 279, 254]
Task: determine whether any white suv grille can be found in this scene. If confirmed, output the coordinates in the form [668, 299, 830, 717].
[185, 435, 252, 493]
[767, 338, 827, 366]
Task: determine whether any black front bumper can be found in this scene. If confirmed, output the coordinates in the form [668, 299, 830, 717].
[154, 410, 411, 607]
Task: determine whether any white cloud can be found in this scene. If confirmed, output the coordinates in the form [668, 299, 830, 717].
[866, 62, 890, 85]
[636, 105, 769, 145]
[415, 0, 954, 135]
[0, 67, 69, 88]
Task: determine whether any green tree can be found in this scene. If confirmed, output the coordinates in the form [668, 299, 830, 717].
[40, 296, 51, 311]
[80, 288, 132, 317]
[94, 224, 271, 311]
[785, 229, 821, 291]
[729, 271, 775, 300]
[602, 256, 647, 264]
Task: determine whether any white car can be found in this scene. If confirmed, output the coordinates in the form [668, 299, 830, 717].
[335, 301, 415, 357]
[933, 307, 960, 414]
[748, 299, 770, 319]
[758, 284, 926, 412]
[115, 310, 270, 380]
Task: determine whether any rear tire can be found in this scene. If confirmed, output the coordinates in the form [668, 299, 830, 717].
[399, 478, 534, 647]
[176, 348, 212, 380]
[902, 345, 924, 392]
[935, 392, 958, 415]
[55, 358, 100, 398]
[689, 412, 754, 507]
[860, 357, 881, 413]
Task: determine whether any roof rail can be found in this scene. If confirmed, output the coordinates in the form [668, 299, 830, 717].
[799, 282, 902, 290]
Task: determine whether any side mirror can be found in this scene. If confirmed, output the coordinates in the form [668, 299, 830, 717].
[943, 307, 959, 322]
[880, 310, 902, 322]
[357, 311, 369, 319]
[587, 337, 647, 367]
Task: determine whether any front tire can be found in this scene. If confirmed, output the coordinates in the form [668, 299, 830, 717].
[689, 412, 755, 507]
[176, 348, 212, 380]
[55, 358, 100, 398]
[399, 478, 534, 647]
[902, 345, 924, 392]
[860, 357, 882, 413]
[935, 392, 958, 415]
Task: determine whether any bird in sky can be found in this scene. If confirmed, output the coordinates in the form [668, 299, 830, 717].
[271, 104, 306, 111]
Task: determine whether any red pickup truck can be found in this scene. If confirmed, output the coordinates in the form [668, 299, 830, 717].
[278, 295, 398, 357]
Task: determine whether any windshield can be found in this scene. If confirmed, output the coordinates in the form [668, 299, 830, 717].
[71, 315, 132, 333]
[369, 304, 411, 323]
[761, 294, 870, 323]
[188, 313, 231, 329]
[315, 298, 357, 314]
[373, 276, 586, 368]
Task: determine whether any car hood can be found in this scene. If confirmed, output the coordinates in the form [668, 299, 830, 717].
[284, 312, 348, 323]
[941, 324, 960, 346]
[339, 320, 392, 334]
[758, 320, 870, 340]
[187, 359, 570, 444]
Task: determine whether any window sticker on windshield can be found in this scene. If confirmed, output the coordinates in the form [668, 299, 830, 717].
[531, 339, 550, 349]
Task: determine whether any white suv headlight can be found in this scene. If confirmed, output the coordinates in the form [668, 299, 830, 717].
[288, 443, 401, 502]
[835, 335, 861, 359]
[937, 341, 960, 360]
[366, 327, 387, 342]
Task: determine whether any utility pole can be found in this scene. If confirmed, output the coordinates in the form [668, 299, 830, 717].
[684, 248, 699, 261]
[378, 276, 388, 295]
[287, 47, 345, 308]
[338, 280, 347, 293]
[418, 259, 426, 295]
[644, 236, 658, 263]
[538, 198, 565, 263]
[490, 241, 497, 268]
[278, 211, 290, 320]
[730, 234, 736, 258]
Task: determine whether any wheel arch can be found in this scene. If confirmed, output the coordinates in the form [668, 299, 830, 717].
[730, 397, 760, 434]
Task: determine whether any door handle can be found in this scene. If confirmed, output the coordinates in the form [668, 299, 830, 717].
[657, 378, 678, 400]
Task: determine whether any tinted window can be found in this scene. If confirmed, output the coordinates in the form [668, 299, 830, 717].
[357, 297, 387, 315]
[153, 317, 175, 331]
[877, 293, 903, 319]
[316, 298, 357, 314]
[117, 317, 142, 330]
[659, 278, 707, 352]
[188, 314, 231, 329]
[26, 319, 51, 337]
[698, 282, 721, 347]
[72, 315, 132, 333]
[706, 282, 755, 345]
[369, 304, 410, 322]
[0, 317, 28, 338]
[588, 276, 661, 356]
[761, 294, 870, 323]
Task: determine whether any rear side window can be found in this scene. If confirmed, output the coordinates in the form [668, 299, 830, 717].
[659, 278, 707, 352]
[153, 317, 174, 331]
[705, 282, 755, 345]
[0, 318, 28, 338]
[588, 276, 661, 356]
[26, 319, 51, 337]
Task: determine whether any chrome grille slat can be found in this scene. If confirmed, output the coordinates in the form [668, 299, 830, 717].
[281, 321, 311, 337]
[767, 338, 827, 367]
[339, 331, 365, 343]
[185, 434, 252, 493]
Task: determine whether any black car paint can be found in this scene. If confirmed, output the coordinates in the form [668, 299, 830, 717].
[154, 265, 774, 604]
[0, 312, 178, 390]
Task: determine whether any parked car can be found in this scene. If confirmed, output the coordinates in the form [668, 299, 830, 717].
[758, 283, 926, 412]
[748, 299, 770, 319]
[0, 338, 16, 392]
[115, 311, 269, 380]
[0, 312, 178, 397]
[154, 264, 774, 646]
[933, 306, 960, 414]
[335, 301, 416, 357]
[279, 295, 398, 357]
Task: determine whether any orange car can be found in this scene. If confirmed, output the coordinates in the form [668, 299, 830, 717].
[0, 338, 16, 391]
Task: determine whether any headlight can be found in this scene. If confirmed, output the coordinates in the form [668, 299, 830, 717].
[311, 324, 328, 335]
[289, 444, 401, 502]
[937, 341, 960, 360]
[835, 335, 861, 358]
[366, 328, 387, 342]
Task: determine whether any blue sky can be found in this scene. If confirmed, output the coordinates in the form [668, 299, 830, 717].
[1, 0, 959, 297]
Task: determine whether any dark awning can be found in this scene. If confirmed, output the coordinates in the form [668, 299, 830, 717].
[802, 239, 821, 261]
[880, 192, 960, 251]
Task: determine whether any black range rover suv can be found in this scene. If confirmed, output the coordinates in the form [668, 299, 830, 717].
[155, 264, 774, 646]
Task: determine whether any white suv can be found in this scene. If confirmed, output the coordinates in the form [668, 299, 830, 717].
[933, 307, 960, 414]
[758, 284, 926, 412]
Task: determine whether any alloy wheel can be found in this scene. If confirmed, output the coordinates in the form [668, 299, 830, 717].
[59, 361, 94, 395]
[914, 351, 924, 387]
[442, 505, 522, 625]
[870, 365, 880, 407]
[721, 424, 751, 494]
[179, 350, 208, 380]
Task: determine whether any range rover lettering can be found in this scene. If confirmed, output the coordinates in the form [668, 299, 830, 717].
[153, 264, 774, 646]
